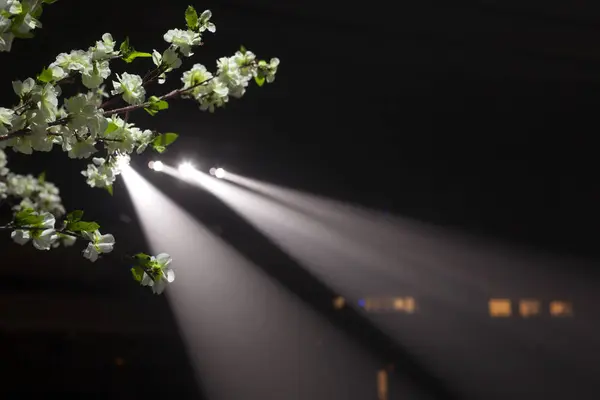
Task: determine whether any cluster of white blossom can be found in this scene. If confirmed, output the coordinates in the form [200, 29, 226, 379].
[0, 4, 280, 294]
[0, 0, 46, 52]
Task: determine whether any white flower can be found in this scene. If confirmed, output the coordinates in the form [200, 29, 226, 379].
[12, 78, 35, 98]
[13, 12, 41, 35]
[162, 47, 182, 69]
[81, 157, 116, 188]
[111, 72, 145, 105]
[0, 107, 14, 126]
[163, 29, 201, 57]
[1, 0, 22, 15]
[232, 50, 256, 67]
[198, 10, 216, 33]
[61, 234, 76, 247]
[0, 181, 6, 199]
[0, 149, 7, 175]
[65, 93, 106, 136]
[82, 60, 111, 89]
[181, 63, 213, 89]
[266, 58, 280, 83]
[31, 83, 59, 120]
[68, 136, 97, 159]
[91, 33, 115, 60]
[0, 32, 14, 52]
[140, 253, 175, 294]
[11, 229, 30, 245]
[82, 230, 115, 262]
[11, 211, 57, 250]
[198, 79, 229, 112]
[51, 50, 92, 73]
[132, 129, 153, 154]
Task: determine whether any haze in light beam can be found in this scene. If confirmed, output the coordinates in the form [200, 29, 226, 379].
[120, 165, 382, 400]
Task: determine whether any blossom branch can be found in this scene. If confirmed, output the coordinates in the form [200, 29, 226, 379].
[103, 76, 215, 117]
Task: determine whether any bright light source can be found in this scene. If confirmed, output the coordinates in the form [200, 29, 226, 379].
[115, 154, 130, 170]
[179, 162, 196, 177]
[215, 168, 226, 179]
[209, 167, 216, 176]
[152, 161, 164, 172]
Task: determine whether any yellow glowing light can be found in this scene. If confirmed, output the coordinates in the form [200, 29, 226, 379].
[489, 298, 512, 317]
[550, 300, 573, 317]
[393, 297, 415, 313]
[519, 299, 541, 318]
[332, 296, 345, 309]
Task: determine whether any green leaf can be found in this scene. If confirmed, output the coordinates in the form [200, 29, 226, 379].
[15, 208, 43, 227]
[66, 210, 84, 223]
[106, 185, 113, 196]
[254, 75, 265, 87]
[153, 145, 166, 154]
[104, 121, 119, 135]
[144, 107, 158, 116]
[131, 266, 145, 282]
[134, 253, 152, 262]
[67, 221, 100, 233]
[185, 5, 199, 30]
[38, 171, 46, 184]
[144, 96, 169, 116]
[119, 36, 131, 55]
[240, 45, 247, 54]
[42, 0, 58, 4]
[37, 67, 53, 83]
[123, 51, 152, 63]
[153, 132, 178, 147]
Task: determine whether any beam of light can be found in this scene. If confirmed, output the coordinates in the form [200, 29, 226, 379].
[119, 165, 384, 400]
[170, 168, 600, 400]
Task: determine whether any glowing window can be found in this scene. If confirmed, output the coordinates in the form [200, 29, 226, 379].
[489, 298, 512, 317]
[550, 301, 573, 317]
[519, 299, 541, 317]
[359, 297, 416, 313]
[393, 297, 416, 313]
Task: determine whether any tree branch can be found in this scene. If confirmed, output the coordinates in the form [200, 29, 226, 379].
[103, 77, 214, 117]
[0, 225, 88, 241]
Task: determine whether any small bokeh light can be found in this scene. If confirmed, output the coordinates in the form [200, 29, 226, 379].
[178, 162, 196, 177]
[210, 167, 226, 178]
[519, 299, 541, 318]
[332, 296, 346, 309]
[149, 160, 164, 172]
[489, 298, 512, 317]
[550, 300, 573, 317]
[215, 168, 226, 179]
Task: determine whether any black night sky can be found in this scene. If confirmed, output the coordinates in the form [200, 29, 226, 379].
[1, 1, 599, 399]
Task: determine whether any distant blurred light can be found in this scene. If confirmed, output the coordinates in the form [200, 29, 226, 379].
[332, 296, 346, 310]
[209, 167, 216, 176]
[519, 299, 541, 318]
[358, 299, 366, 308]
[215, 168, 226, 179]
[179, 162, 196, 177]
[550, 300, 573, 317]
[489, 298, 512, 317]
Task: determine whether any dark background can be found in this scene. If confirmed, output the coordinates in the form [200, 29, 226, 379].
[1, 0, 599, 398]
